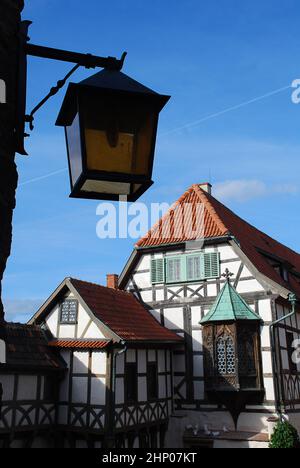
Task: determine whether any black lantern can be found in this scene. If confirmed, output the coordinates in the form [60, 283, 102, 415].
[56, 69, 170, 202]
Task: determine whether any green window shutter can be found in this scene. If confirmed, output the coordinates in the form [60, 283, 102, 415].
[202, 252, 220, 279]
[166, 256, 185, 283]
[151, 259, 165, 284]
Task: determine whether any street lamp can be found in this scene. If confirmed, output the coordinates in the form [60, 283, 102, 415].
[17, 22, 170, 202]
[56, 69, 170, 202]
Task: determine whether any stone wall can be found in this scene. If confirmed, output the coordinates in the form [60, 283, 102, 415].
[0, 0, 24, 323]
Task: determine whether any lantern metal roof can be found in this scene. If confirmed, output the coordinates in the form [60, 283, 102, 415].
[56, 69, 170, 126]
[200, 280, 262, 324]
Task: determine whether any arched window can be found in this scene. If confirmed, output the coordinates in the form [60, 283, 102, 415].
[216, 334, 236, 375]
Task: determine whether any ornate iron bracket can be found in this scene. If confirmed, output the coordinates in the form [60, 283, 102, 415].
[16, 21, 127, 155]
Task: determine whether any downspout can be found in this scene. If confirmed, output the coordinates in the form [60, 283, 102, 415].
[106, 342, 127, 447]
[270, 293, 297, 420]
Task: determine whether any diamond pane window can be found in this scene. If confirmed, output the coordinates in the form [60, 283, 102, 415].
[216, 335, 236, 375]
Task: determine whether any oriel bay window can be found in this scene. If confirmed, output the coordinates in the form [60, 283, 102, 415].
[151, 252, 220, 284]
[200, 271, 264, 425]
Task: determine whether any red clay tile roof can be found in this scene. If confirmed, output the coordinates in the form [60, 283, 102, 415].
[136, 184, 228, 248]
[70, 279, 182, 343]
[48, 339, 111, 349]
[2, 323, 65, 371]
[137, 184, 300, 296]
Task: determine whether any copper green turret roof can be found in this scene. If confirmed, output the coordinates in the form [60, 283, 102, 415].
[200, 280, 262, 324]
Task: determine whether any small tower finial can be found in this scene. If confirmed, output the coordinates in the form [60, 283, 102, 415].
[222, 269, 234, 282]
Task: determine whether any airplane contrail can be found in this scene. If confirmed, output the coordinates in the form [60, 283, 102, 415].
[19, 84, 292, 187]
[19, 168, 68, 187]
[162, 85, 291, 136]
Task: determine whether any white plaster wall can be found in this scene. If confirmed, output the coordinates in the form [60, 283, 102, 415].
[116, 352, 125, 374]
[59, 324, 76, 339]
[158, 351, 165, 373]
[126, 349, 136, 363]
[17, 375, 37, 400]
[259, 299, 273, 322]
[59, 373, 69, 401]
[192, 330, 203, 352]
[76, 305, 91, 337]
[91, 377, 106, 405]
[264, 377, 275, 401]
[193, 356, 204, 377]
[73, 352, 89, 374]
[262, 351, 273, 375]
[138, 376, 147, 401]
[236, 279, 265, 294]
[138, 350, 147, 373]
[0, 339, 6, 364]
[207, 283, 218, 297]
[91, 352, 106, 375]
[218, 245, 238, 261]
[115, 377, 124, 404]
[191, 306, 201, 327]
[133, 272, 150, 289]
[0, 79, 6, 103]
[261, 325, 271, 348]
[72, 377, 88, 403]
[164, 308, 184, 330]
[46, 305, 59, 336]
[194, 382, 204, 400]
[0, 374, 14, 400]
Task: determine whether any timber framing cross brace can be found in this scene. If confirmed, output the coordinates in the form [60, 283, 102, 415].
[16, 20, 127, 155]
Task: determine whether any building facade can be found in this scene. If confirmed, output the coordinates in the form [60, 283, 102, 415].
[119, 183, 300, 448]
[0, 182, 300, 448]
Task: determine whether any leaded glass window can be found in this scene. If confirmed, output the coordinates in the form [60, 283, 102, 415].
[216, 335, 236, 375]
[60, 299, 78, 324]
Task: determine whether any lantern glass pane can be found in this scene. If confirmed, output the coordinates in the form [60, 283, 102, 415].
[82, 94, 156, 177]
[81, 179, 131, 196]
[66, 113, 83, 187]
[85, 129, 137, 174]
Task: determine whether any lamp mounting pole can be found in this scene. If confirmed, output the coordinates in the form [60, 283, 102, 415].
[25, 43, 127, 71]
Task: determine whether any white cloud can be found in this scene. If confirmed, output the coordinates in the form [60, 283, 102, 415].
[214, 179, 299, 203]
[3, 299, 42, 324]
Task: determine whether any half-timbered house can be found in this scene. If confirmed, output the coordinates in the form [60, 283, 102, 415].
[119, 182, 300, 448]
[1, 181, 300, 449]
[0, 323, 65, 448]
[27, 277, 181, 448]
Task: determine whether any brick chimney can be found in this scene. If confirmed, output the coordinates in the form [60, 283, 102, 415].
[199, 182, 212, 195]
[107, 274, 119, 290]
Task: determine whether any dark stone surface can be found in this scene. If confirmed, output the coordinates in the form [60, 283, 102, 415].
[0, 0, 24, 322]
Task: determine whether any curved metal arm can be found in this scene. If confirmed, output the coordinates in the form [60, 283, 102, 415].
[25, 63, 81, 131]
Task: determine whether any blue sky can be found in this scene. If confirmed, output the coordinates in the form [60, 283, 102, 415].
[4, 0, 300, 322]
